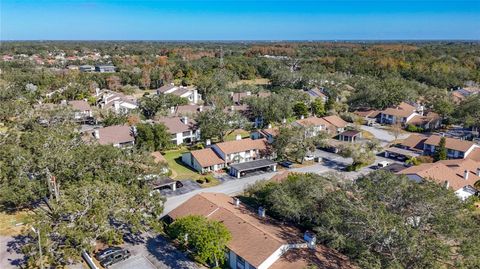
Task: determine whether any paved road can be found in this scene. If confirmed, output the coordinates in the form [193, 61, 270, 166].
[163, 148, 398, 216]
[361, 125, 410, 144]
[0, 235, 26, 269]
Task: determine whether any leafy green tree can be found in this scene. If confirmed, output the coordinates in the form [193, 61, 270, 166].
[168, 215, 231, 267]
[196, 108, 248, 142]
[136, 123, 172, 151]
[138, 94, 188, 119]
[23, 181, 165, 267]
[293, 102, 309, 118]
[273, 125, 327, 163]
[310, 99, 325, 117]
[434, 137, 447, 161]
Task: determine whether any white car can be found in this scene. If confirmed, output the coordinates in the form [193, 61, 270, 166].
[304, 154, 315, 161]
[377, 161, 391, 168]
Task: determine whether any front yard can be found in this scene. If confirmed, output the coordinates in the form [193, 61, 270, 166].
[0, 211, 31, 236]
[162, 149, 221, 187]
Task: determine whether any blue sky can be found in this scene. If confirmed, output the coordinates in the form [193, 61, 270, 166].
[1, 0, 479, 40]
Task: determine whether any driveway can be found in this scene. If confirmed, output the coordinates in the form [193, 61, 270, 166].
[0, 235, 24, 269]
[122, 235, 198, 269]
[361, 125, 410, 144]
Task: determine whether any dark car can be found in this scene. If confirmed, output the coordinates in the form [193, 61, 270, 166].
[95, 246, 122, 261]
[279, 161, 294, 168]
[100, 249, 131, 268]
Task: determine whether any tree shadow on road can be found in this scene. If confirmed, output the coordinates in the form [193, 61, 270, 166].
[146, 236, 198, 269]
[5, 234, 30, 268]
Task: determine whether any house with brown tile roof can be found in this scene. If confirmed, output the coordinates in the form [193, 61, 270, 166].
[379, 102, 419, 125]
[182, 137, 272, 174]
[408, 112, 441, 130]
[323, 115, 348, 133]
[166, 193, 357, 269]
[423, 135, 479, 159]
[168, 104, 212, 117]
[67, 100, 93, 120]
[181, 148, 226, 173]
[397, 158, 480, 200]
[87, 125, 135, 148]
[156, 116, 200, 146]
[399, 134, 429, 152]
[293, 116, 332, 136]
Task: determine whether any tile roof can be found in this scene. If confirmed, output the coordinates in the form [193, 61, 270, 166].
[214, 138, 267, 155]
[397, 159, 480, 191]
[467, 147, 480, 162]
[269, 245, 356, 269]
[167, 193, 356, 269]
[68, 100, 91, 111]
[424, 135, 477, 153]
[190, 148, 225, 167]
[157, 84, 176, 93]
[295, 116, 331, 128]
[156, 117, 196, 134]
[408, 112, 440, 126]
[400, 134, 428, 151]
[323, 115, 348, 129]
[151, 151, 167, 164]
[261, 127, 280, 137]
[95, 125, 135, 145]
[382, 102, 416, 118]
[353, 109, 381, 118]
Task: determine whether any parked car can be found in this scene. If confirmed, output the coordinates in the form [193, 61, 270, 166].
[304, 154, 315, 161]
[377, 161, 391, 168]
[279, 161, 294, 168]
[95, 247, 130, 268]
[95, 246, 122, 261]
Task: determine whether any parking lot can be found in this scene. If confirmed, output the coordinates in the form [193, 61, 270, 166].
[110, 255, 157, 269]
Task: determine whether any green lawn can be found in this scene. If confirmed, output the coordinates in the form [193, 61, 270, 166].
[225, 129, 251, 141]
[163, 149, 203, 180]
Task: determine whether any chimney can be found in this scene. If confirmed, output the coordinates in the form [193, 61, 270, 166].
[95, 88, 100, 96]
[170, 106, 175, 114]
[236, 134, 242, 141]
[206, 139, 211, 146]
[234, 198, 240, 207]
[464, 170, 469, 180]
[444, 180, 450, 189]
[258, 206, 266, 218]
[93, 129, 100, 139]
[131, 126, 137, 136]
[230, 105, 235, 111]
[246, 91, 251, 96]
[182, 116, 188, 125]
[477, 168, 480, 176]
[300, 115, 305, 120]
[198, 105, 203, 112]
[304, 231, 316, 249]
[267, 123, 272, 129]
[60, 99, 67, 105]
[282, 118, 287, 124]
[113, 100, 120, 111]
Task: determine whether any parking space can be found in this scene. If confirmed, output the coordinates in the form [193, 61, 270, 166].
[110, 255, 157, 269]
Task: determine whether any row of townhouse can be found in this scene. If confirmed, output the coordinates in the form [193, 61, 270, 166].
[181, 137, 274, 177]
[165, 192, 356, 269]
[396, 134, 480, 160]
[157, 83, 202, 104]
[354, 102, 441, 130]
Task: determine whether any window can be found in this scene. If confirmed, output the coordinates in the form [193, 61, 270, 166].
[182, 131, 191, 137]
[236, 256, 245, 269]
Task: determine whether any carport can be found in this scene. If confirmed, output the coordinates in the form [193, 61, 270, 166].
[229, 159, 277, 178]
[384, 147, 420, 159]
[149, 177, 178, 191]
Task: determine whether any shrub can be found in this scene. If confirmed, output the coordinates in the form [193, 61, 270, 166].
[204, 177, 211, 183]
[196, 179, 205, 184]
[406, 124, 424, 133]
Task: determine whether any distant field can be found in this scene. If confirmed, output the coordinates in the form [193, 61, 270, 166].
[232, 78, 270, 86]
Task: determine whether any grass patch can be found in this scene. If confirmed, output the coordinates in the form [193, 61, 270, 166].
[225, 129, 251, 141]
[199, 175, 221, 188]
[163, 149, 203, 180]
[231, 78, 270, 86]
[0, 210, 31, 236]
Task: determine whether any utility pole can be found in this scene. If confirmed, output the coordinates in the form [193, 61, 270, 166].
[31, 227, 44, 269]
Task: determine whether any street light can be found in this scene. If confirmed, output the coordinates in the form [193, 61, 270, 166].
[31, 227, 44, 269]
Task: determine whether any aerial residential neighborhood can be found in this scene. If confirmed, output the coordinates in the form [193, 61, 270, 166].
[1, 1, 480, 269]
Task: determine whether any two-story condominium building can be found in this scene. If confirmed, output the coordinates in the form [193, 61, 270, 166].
[397, 158, 480, 200]
[165, 193, 356, 269]
[293, 115, 348, 137]
[182, 137, 271, 175]
[67, 100, 93, 120]
[379, 102, 419, 125]
[96, 90, 138, 114]
[95, 64, 116, 73]
[86, 125, 135, 148]
[157, 83, 202, 104]
[156, 116, 200, 146]
[423, 135, 479, 159]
